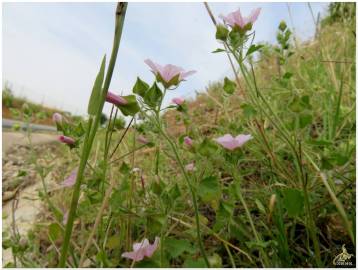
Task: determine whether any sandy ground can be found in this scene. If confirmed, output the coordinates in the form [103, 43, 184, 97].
[2, 132, 58, 266]
[2, 132, 57, 154]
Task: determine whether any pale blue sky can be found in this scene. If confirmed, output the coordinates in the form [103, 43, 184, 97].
[2, 2, 328, 116]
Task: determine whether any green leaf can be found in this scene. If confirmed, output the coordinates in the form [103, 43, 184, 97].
[120, 162, 130, 174]
[168, 183, 181, 200]
[288, 96, 302, 112]
[117, 95, 140, 116]
[135, 260, 161, 268]
[106, 235, 121, 250]
[144, 82, 163, 108]
[299, 113, 313, 128]
[307, 139, 332, 147]
[146, 214, 166, 234]
[49, 223, 62, 241]
[212, 48, 226, 53]
[321, 156, 334, 170]
[133, 77, 149, 97]
[223, 77, 236, 95]
[331, 153, 349, 166]
[213, 201, 234, 231]
[282, 188, 304, 217]
[197, 176, 221, 203]
[246, 44, 264, 56]
[229, 30, 240, 48]
[183, 257, 207, 268]
[216, 24, 229, 41]
[241, 103, 257, 117]
[278, 20, 287, 31]
[283, 72, 293, 80]
[198, 138, 218, 157]
[88, 55, 106, 115]
[164, 238, 195, 258]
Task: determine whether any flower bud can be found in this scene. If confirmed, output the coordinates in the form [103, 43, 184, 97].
[106, 91, 128, 106]
[137, 135, 149, 144]
[172, 97, 185, 105]
[184, 136, 193, 147]
[216, 24, 229, 41]
[52, 113, 63, 124]
[58, 135, 75, 145]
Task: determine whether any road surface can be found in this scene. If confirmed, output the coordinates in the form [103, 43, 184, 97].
[2, 118, 56, 132]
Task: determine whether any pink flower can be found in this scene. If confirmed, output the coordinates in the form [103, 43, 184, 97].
[185, 162, 196, 172]
[214, 134, 253, 150]
[106, 91, 128, 106]
[61, 168, 78, 187]
[122, 237, 160, 262]
[58, 135, 75, 145]
[52, 113, 63, 124]
[137, 135, 149, 144]
[219, 8, 261, 30]
[172, 97, 185, 105]
[184, 136, 193, 147]
[144, 59, 196, 86]
[63, 210, 69, 225]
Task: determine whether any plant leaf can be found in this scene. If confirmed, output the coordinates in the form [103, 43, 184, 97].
[197, 176, 221, 203]
[144, 82, 163, 108]
[212, 48, 226, 53]
[282, 188, 304, 217]
[133, 77, 149, 97]
[223, 77, 236, 95]
[246, 44, 264, 57]
[117, 95, 140, 116]
[88, 55, 106, 115]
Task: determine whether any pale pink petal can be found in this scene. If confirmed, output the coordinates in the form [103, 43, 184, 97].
[214, 134, 240, 150]
[122, 250, 146, 262]
[214, 134, 235, 144]
[247, 8, 261, 24]
[180, 70, 196, 80]
[233, 9, 245, 28]
[235, 134, 253, 147]
[184, 136, 193, 147]
[144, 237, 160, 257]
[220, 8, 260, 29]
[62, 210, 69, 225]
[144, 59, 161, 74]
[61, 168, 78, 187]
[133, 239, 150, 251]
[185, 162, 196, 172]
[52, 113, 63, 124]
[219, 14, 235, 27]
[172, 97, 185, 105]
[162, 64, 183, 82]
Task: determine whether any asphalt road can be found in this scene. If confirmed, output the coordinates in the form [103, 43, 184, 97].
[2, 118, 56, 132]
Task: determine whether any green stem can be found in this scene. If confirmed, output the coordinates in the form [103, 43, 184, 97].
[59, 117, 93, 267]
[58, 3, 127, 267]
[234, 179, 269, 267]
[157, 124, 210, 267]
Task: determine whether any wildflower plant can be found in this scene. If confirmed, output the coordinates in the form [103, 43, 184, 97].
[4, 2, 355, 268]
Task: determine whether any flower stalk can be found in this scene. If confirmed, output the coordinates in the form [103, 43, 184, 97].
[58, 3, 128, 267]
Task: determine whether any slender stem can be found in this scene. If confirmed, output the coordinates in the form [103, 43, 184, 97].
[235, 181, 269, 267]
[58, 117, 93, 267]
[156, 121, 210, 267]
[58, 3, 127, 266]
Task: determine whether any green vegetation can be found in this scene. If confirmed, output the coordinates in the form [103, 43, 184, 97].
[2, 3, 355, 268]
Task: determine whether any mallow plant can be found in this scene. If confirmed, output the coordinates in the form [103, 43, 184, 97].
[129, 59, 213, 266]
